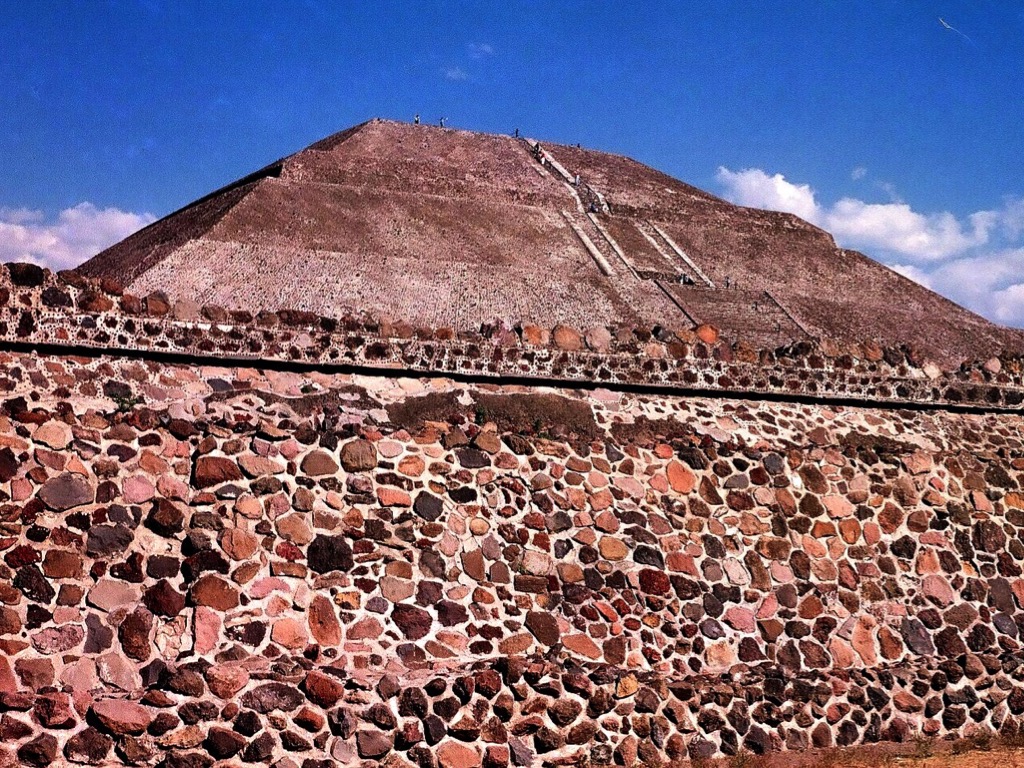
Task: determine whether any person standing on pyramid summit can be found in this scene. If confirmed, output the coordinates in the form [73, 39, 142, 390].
[414, 113, 420, 125]
[439, 117, 447, 127]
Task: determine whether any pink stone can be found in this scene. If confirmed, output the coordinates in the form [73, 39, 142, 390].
[31, 625, 84, 654]
[97, 652, 141, 691]
[971, 490, 993, 512]
[757, 593, 779, 619]
[11, 477, 32, 501]
[347, 617, 383, 640]
[60, 659, 99, 692]
[0, 656, 17, 693]
[376, 487, 411, 507]
[521, 551, 552, 576]
[33, 422, 72, 450]
[915, 549, 941, 575]
[922, 574, 954, 606]
[122, 475, 156, 504]
[613, 476, 645, 499]
[377, 441, 404, 458]
[770, 562, 795, 583]
[902, 451, 934, 475]
[562, 633, 602, 659]
[723, 606, 756, 633]
[88, 580, 140, 611]
[823, 495, 854, 518]
[206, 664, 250, 699]
[156, 475, 190, 501]
[437, 740, 482, 768]
[829, 636, 857, 668]
[851, 616, 878, 666]
[250, 577, 291, 599]
[704, 641, 737, 671]
[193, 606, 221, 655]
[722, 558, 750, 585]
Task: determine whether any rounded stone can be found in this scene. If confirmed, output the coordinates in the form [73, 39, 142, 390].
[39, 472, 94, 511]
[340, 439, 378, 472]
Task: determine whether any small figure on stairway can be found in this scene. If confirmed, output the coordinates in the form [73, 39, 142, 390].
[724, 276, 731, 289]
[588, 202, 597, 213]
[574, 174, 580, 186]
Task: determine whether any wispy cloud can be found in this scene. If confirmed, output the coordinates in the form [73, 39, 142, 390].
[851, 166, 867, 181]
[442, 66, 468, 81]
[0, 203, 154, 272]
[468, 43, 494, 59]
[716, 167, 1024, 327]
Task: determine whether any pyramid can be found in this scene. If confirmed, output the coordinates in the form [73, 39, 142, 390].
[77, 118, 1023, 364]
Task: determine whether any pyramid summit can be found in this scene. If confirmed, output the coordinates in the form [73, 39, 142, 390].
[77, 118, 1022, 365]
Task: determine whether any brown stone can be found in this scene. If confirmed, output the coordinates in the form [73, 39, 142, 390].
[193, 456, 243, 488]
[145, 498, 185, 536]
[598, 537, 628, 560]
[38, 472, 94, 511]
[552, 325, 582, 351]
[240, 682, 304, 713]
[63, 726, 113, 764]
[301, 449, 339, 476]
[191, 574, 239, 610]
[33, 691, 75, 727]
[357, 729, 394, 759]
[340, 439, 378, 471]
[118, 607, 154, 661]
[695, 323, 719, 344]
[15, 657, 54, 691]
[392, 603, 433, 640]
[666, 460, 696, 494]
[308, 594, 342, 646]
[525, 611, 560, 646]
[42, 550, 82, 579]
[303, 670, 345, 707]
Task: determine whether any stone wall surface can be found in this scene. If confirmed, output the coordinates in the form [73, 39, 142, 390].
[0, 339, 1023, 767]
[2, 263, 1024, 412]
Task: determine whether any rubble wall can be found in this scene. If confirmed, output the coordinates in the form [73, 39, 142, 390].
[2, 262, 1023, 412]
[0, 345, 1023, 768]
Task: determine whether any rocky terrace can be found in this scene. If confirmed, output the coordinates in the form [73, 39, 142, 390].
[1, 263, 1022, 412]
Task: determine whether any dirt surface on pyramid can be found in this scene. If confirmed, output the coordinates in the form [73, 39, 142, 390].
[77, 119, 1024, 365]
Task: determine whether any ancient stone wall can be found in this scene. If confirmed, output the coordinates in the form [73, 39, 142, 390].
[0, 338, 1023, 767]
[2, 263, 1023, 412]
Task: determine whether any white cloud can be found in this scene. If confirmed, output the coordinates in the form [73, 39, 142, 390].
[716, 166, 1024, 328]
[442, 66, 468, 81]
[851, 166, 867, 181]
[889, 263, 933, 289]
[0, 203, 154, 272]
[991, 283, 1024, 326]
[716, 166, 998, 261]
[715, 167, 818, 222]
[468, 43, 494, 59]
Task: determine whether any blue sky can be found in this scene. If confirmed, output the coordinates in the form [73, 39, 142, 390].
[2, 1, 1023, 326]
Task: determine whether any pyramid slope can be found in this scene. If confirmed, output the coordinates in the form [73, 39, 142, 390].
[77, 118, 1024, 364]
